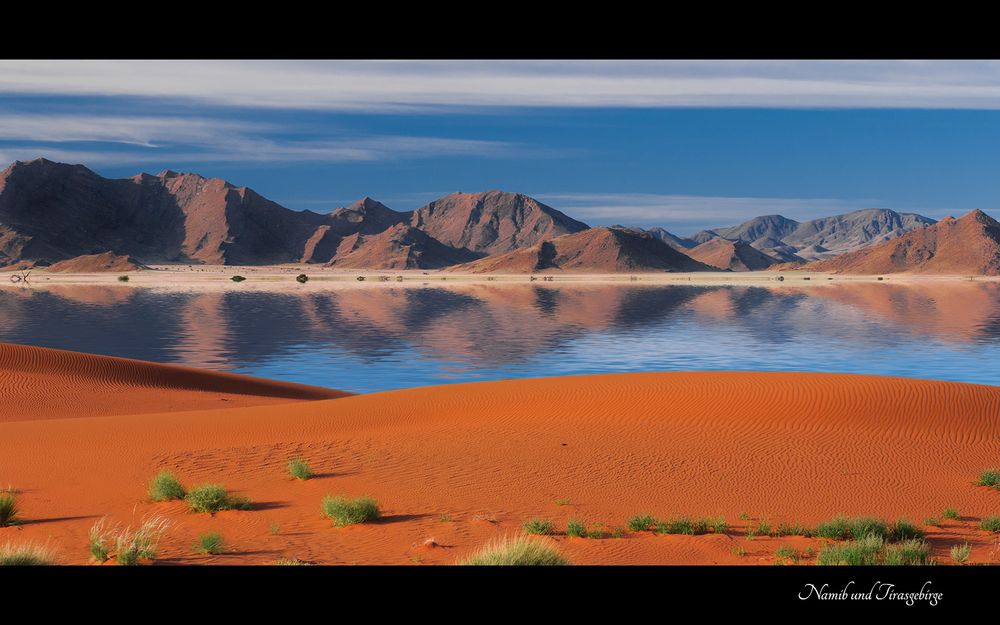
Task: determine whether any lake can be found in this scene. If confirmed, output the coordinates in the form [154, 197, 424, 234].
[2, 281, 999, 392]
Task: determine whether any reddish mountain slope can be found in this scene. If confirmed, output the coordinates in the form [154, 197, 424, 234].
[449, 227, 714, 273]
[46, 252, 146, 273]
[686, 238, 780, 271]
[410, 191, 589, 255]
[804, 209, 1000, 275]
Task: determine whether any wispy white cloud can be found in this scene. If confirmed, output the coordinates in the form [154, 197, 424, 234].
[0, 114, 264, 147]
[534, 192, 888, 232]
[4, 60, 1000, 110]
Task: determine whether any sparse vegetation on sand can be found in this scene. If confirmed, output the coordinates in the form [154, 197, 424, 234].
[627, 514, 657, 532]
[522, 518, 555, 535]
[0, 493, 19, 527]
[566, 519, 587, 538]
[295, 274, 308, 284]
[88, 518, 114, 562]
[979, 516, 1000, 532]
[950, 543, 971, 564]
[194, 532, 225, 555]
[815, 516, 878, 540]
[462, 535, 568, 566]
[287, 458, 313, 481]
[0, 542, 53, 565]
[773, 521, 812, 537]
[185, 483, 251, 514]
[274, 558, 311, 565]
[774, 546, 799, 563]
[655, 516, 726, 536]
[816, 535, 932, 566]
[976, 468, 1000, 488]
[231, 275, 246, 282]
[148, 470, 186, 502]
[321, 495, 380, 526]
[942, 507, 960, 520]
[113, 516, 171, 566]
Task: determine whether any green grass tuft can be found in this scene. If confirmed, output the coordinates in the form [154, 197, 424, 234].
[114, 516, 170, 565]
[950, 543, 971, 564]
[0, 542, 53, 565]
[814, 515, 889, 541]
[193, 532, 225, 555]
[462, 535, 568, 566]
[274, 558, 311, 565]
[890, 518, 924, 541]
[88, 518, 113, 562]
[979, 516, 1000, 532]
[522, 518, 555, 535]
[817, 535, 933, 565]
[295, 274, 308, 284]
[942, 507, 960, 520]
[774, 546, 799, 562]
[287, 458, 313, 481]
[148, 470, 186, 502]
[185, 483, 251, 514]
[566, 519, 587, 538]
[774, 521, 812, 537]
[321, 495, 380, 526]
[0, 493, 19, 527]
[976, 468, 1000, 488]
[627, 514, 656, 532]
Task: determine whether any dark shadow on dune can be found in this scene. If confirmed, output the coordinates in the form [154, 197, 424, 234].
[244, 501, 289, 512]
[372, 513, 433, 525]
[19, 514, 98, 525]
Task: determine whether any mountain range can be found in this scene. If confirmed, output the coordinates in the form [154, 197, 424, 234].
[1, 157, 996, 275]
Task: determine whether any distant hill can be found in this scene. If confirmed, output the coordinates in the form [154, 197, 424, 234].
[409, 190, 589, 255]
[692, 209, 935, 261]
[46, 252, 146, 273]
[686, 238, 781, 271]
[449, 227, 714, 273]
[802, 209, 1000, 275]
[324, 224, 479, 270]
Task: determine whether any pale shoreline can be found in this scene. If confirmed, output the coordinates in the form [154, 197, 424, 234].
[2, 263, 998, 291]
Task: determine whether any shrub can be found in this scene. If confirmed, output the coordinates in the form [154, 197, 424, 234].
[321, 495, 380, 526]
[117, 275, 129, 282]
[566, 519, 587, 538]
[0, 493, 18, 527]
[816, 535, 884, 566]
[231, 275, 246, 282]
[295, 274, 308, 284]
[185, 483, 251, 514]
[924, 517, 940, 527]
[979, 516, 1000, 532]
[814, 515, 889, 541]
[194, 533, 225, 555]
[148, 470, 186, 502]
[976, 469, 1000, 488]
[950, 543, 971, 564]
[656, 517, 695, 535]
[274, 558, 310, 565]
[114, 516, 170, 565]
[287, 458, 313, 481]
[942, 508, 960, 520]
[774, 521, 812, 537]
[816, 535, 933, 566]
[890, 518, 924, 541]
[0, 542, 53, 565]
[88, 518, 114, 562]
[268, 522, 280, 535]
[774, 546, 799, 562]
[627, 514, 656, 532]
[462, 535, 567, 566]
[884, 539, 933, 566]
[522, 518, 555, 535]
[588, 525, 607, 539]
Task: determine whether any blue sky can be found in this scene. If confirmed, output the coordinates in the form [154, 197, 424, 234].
[3, 60, 1000, 233]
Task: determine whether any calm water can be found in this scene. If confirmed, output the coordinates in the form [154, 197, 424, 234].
[2, 282, 1000, 392]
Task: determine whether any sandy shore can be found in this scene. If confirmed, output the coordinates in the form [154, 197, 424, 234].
[3, 264, 999, 291]
[2, 343, 999, 565]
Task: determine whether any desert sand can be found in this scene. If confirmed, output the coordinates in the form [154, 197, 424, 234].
[2, 343, 1000, 565]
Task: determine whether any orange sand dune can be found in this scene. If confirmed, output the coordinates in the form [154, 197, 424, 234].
[0, 343, 346, 422]
[2, 344, 1000, 565]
